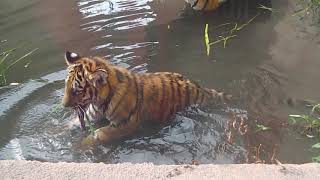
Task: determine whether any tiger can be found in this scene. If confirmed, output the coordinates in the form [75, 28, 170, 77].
[184, 0, 227, 11]
[62, 51, 231, 146]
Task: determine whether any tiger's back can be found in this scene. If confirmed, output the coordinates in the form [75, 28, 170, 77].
[137, 72, 229, 122]
[93, 65, 230, 126]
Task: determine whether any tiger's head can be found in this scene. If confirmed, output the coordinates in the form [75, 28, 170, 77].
[62, 51, 109, 110]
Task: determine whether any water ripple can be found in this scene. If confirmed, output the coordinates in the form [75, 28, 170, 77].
[78, 0, 158, 70]
[78, 0, 155, 31]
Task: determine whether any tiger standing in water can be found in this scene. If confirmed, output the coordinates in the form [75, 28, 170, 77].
[62, 51, 231, 145]
[185, 0, 227, 11]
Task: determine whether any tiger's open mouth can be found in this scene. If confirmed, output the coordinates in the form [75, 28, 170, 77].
[73, 103, 110, 131]
[74, 105, 88, 130]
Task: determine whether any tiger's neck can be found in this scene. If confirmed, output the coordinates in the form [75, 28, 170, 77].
[93, 65, 133, 113]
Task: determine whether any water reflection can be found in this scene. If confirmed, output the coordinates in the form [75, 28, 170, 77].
[77, 0, 160, 69]
[1, 0, 320, 164]
[75, 109, 246, 164]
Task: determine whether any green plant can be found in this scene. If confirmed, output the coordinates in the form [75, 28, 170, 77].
[203, 14, 259, 56]
[289, 104, 320, 135]
[204, 24, 210, 56]
[289, 103, 320, 162]
[255, 124, 271, 133]
[293, 0, 320, 19]
[257, 4, 277, 12]
[0, 44, 38, 86]
[312, 143, 320, 162]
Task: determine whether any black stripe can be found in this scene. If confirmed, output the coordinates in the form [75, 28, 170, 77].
[115, 69, 124, 83]
[195, 87, 199, 105]
[164, 78, 176, 121]
[77, 73, 83, 81]
[75, 79, 80, 86]
[88, 88, 93, 99]
[192, 0, 199, 8]
[119, 118, 129, 126]
[202, 0, 209, 10]
[137, 77, 144, 112]
[174, 77, 182, 111]
[191, 79, 201, 88]
[110, 122, 118, 128]
[92, 104, 98, 112]
[110, 74, 131, 118]
[170, 78, 175, 108]
[185, 82, 190, 106]
[150, 77, 158, 100]
[163, 77, 174, 121]
[102, 75, 114, 112]
[159, 76, 166, 120]
[88, 107, 96, 117]
[88, 63, 93, 71]
[200, 91, 205, 106]
[126, 74, 139, 123]
[92, 88, 98, 101]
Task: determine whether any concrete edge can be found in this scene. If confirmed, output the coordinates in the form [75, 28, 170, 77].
[1, 160, 320, 180]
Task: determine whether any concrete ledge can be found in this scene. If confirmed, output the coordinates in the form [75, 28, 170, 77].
[0, 160, 319, 180]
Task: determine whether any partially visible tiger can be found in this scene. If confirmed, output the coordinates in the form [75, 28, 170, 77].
[62, 51, 231, 145]
[185, 0, 227, 11]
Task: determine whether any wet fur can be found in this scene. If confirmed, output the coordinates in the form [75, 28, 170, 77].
[62, 51, 231, 145]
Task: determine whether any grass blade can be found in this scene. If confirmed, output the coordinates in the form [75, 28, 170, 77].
[312, 156, 320, 163]
[4, 48, 38, 72]
[312, 143, 320, 149]
[204, 24, 210, 56]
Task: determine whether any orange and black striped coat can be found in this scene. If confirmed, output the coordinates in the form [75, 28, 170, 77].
[62, 51, 231, 145]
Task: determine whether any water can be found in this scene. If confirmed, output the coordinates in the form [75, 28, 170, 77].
[0, 0, 320, 164]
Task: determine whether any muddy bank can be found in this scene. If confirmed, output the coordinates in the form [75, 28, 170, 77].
[0, 160, 319, 180]
[1, 0, 320, 164]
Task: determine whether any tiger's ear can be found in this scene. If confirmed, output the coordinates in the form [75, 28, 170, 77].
[65, 51, 81, 65]
[87, 70, 108, 88]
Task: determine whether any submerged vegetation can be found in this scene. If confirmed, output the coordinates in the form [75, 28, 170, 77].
[204, 14, 258, 56]
[293, 0, 320, 21]
[255, 124, 271, 133]
[204, 0, 320, 56]
[289, 103, 320, 162]
[0, 41, 38, 86]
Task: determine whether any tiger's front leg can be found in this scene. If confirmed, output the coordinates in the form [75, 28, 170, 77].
[81, 113, 140, 146]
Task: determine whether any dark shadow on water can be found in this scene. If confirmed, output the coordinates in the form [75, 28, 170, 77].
[147, 0, 274, 85]
[148, 0, 298, 163]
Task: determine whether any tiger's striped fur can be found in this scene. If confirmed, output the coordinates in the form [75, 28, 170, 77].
[62, 51, 231, 145]
[185, 0, 226, 11]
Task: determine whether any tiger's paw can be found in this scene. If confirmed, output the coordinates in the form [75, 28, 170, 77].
[80, 134, 97, 148]
[94, 128, 110, 143]
[80, 129, 108, 148]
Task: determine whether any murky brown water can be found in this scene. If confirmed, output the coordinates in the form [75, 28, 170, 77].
[0, 0, 319, 164]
